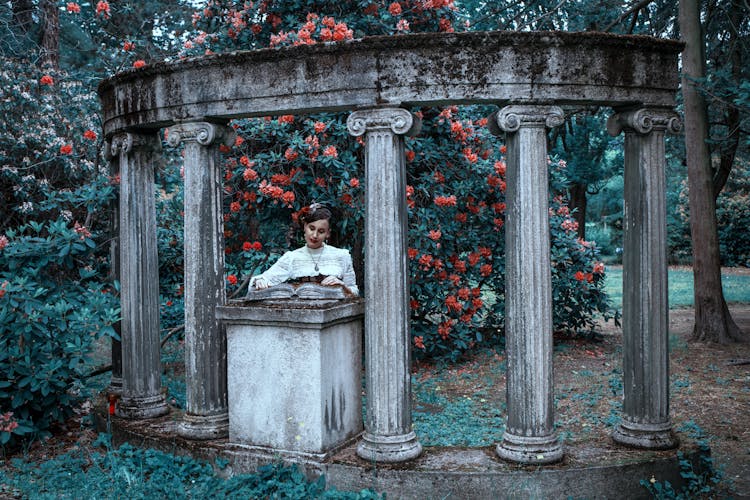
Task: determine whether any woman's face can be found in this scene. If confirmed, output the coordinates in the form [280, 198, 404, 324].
[304, 219, 330, 249]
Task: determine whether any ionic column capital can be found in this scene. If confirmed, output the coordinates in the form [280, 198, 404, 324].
[607, 108, 682, 136]
[347, 108, 421, 137]
[166, 121, 235, 148]
[489, 105, 565, 134]
[106, 131, 161, 159]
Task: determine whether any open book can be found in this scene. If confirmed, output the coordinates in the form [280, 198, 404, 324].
[245, 282, 351, 301]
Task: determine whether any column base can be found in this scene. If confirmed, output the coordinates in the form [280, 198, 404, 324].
[108, 376, 123, 396]
[115, 393, 169, 419]
[357, 431, 422, 463]
[496, 431, 563, 465]
[177, 412, 229, 440]
[612, 419, 678, 450]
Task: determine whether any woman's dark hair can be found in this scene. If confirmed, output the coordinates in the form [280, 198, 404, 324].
[299, 203, 332, 226]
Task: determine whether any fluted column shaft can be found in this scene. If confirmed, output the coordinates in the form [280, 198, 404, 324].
[108, 132, 169, 419]
[106, 154, 122, 395]
[489, 105, 564, 464]
[347, 108, 422, 463]
[608, 108, 680, 449]
[168, 121, 235, 440]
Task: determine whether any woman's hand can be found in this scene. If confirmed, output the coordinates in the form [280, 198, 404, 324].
[253, 278, 270, 289]
[321, 276, 343, 286]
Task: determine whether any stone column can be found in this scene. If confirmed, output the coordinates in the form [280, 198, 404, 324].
[167, 121, 235, 440]
[489, 105, 564, 464]
[108, 132, 169, 419]
[104, 147, 122, 395]
[607, 108, 680, 449]
[347, 108, 422, 463]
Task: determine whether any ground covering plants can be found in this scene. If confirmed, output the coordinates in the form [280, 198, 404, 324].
[0, 434, 380, 499]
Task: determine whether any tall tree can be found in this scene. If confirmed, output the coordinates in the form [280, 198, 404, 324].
[680, 0, 745, 343]
[39, 0, 59, 68]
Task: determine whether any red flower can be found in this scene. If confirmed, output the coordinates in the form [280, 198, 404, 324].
[454, 260, 466, 273]
[123, 41, 135, 51]
[458, 287, 470, 300]
[323, 145, 338, 158]
[388, 2, 402, 15]
[60, 144, 73, 155]
[349, 177, 360, 188]
[227, 274, 238, 285]
[341, 193, 353, 205]
[0, 235, 8, 251]
[235, 136, 245, 147]
[313, 121, 327, 134]
[284, 148, 299, 161]
[408, 247, 418, 259]
[314, 177, 327, 187]
[414, 336, 425, 349]
[243, 168, 258, 181]
[39, 75, 54, 85]
[96, 1, 110, 18]
[410, 299, 419, 310]
[405, 150, 415, 162]
[242, 241, 252, 252]
[593, 262, 605, 274]
[83, 130, 97, 141]
[252, 241, 263, 251]
[480, 264, 492, 277]
[500, 145, 507, 154]
[445, 295, 462, 312]
[133, 60, 146, 69]
[438, 320, 453, 339]
[66, 2, 81, 13]
[278, 115, 295, 124]
[418, 254, 433, 269]
[282, 191, 295, 206]
[434, 195, 457, 207]
[230, 201, 241, 213]
[428, 229, 441, 241]
[574, 271, 586, 281]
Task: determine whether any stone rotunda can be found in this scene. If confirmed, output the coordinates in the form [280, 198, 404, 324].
[98, 31, 694, 498]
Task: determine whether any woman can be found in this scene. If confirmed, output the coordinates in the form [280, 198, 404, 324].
[250, 203, 359, 295]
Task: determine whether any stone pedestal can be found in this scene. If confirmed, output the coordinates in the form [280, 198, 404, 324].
[216, 299, 364, 456]
[168, 121, 234, 440]
[489, 105, 564, 464]
[347, 108, 422, 463]
[608, 108, 680, 450]
[107, 132, 169, 419]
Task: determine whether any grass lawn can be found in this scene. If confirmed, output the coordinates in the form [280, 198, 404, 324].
[604, 267, 750, 309]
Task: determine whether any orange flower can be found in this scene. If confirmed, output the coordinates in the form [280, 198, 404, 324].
[243, 168, 258, 181]
[39, 75, 54, 85]
[227, 274, 238, 285]
[429, 229, 441, 241]
[408, 247, 418, 259]
[66, 3, 81, 13]
[133, 60, 146, 69]
[230, 201, 241, 212]
[313, 121, 327, 133]
[388, 2, 402, 15]
[434, 195, 457, 207]
[323, 145, 338, 158]
[349, 177, 360, 188]
[574, 271, 586, 281]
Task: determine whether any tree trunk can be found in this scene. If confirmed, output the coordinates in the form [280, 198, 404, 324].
[39, 0, 59, 69]
[679, 0, 745, 343]
[568, 182, 587, 240]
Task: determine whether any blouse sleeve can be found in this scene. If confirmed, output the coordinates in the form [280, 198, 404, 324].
[251, 251, 294, 287]
[341, 251, 359, 296]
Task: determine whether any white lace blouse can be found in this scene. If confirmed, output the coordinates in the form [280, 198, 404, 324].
[250, 244, 359, 296]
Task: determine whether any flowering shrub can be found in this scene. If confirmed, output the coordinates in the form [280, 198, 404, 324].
[0, 59, 119, 447]
[181, 2, 619, 361]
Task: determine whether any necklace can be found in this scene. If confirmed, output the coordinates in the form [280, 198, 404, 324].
[307, 245, 324, 272]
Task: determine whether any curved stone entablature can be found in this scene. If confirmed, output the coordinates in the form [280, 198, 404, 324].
[98, 30, 682, 137]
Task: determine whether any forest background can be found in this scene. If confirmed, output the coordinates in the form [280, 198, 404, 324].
[0, 0, 748, 452]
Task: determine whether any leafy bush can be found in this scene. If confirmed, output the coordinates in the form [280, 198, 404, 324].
[0, 60, 118, 448]
[0, 435, 380, 499]
[178, 4, 619, 361]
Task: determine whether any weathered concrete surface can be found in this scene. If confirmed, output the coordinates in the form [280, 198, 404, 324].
[490, 106, 564, 465]
[348, 109, 422, 463]
[96, 401, 709, 500]
[608, 108, 681, 450]
[170, 121, 234, 440]
[217, 299, 363, 455]
[98, 31, 682, 136]
[106, 132, 168, 419]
